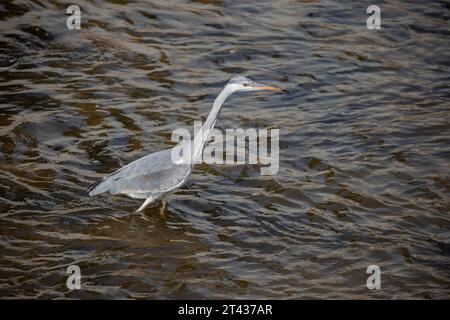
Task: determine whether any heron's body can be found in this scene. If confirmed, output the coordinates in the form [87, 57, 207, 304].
[88, 146, 190, 211]
[88, 76, 282, 212]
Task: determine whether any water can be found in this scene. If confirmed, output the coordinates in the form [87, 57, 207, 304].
[0, 0, 449, 299]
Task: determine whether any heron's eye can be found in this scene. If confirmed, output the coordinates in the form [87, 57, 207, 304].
[243, 83, 248, 87]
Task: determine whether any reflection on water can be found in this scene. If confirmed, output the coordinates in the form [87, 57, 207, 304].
[0, 0, 449, 299]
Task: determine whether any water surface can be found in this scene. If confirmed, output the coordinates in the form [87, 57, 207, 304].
[0, 0, 449, 299]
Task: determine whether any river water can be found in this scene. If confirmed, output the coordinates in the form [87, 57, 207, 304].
[0, 0, 449, 299]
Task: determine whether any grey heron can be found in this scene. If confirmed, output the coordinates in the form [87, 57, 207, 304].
[88, 76, 283, 212]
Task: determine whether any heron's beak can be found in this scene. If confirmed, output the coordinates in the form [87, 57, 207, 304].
[250, 82, 284, 92]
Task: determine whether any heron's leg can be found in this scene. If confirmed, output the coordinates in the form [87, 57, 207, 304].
[135, 197, 153, 213]
[137, 211, 150, 221]
[159, 200, 167, 219]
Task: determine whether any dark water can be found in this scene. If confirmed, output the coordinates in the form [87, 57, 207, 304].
[1, 0, 449, 299]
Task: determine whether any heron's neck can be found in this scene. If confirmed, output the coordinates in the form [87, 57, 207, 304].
[203, 85, 234, 134]
[192, 85, 235, 161]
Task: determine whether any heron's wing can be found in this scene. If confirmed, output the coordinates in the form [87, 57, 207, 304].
[106, 164, 191, 195]
[88, 146, 192, 197]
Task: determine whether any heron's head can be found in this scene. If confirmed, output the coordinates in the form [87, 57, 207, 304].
[227, 76, 283, 93]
